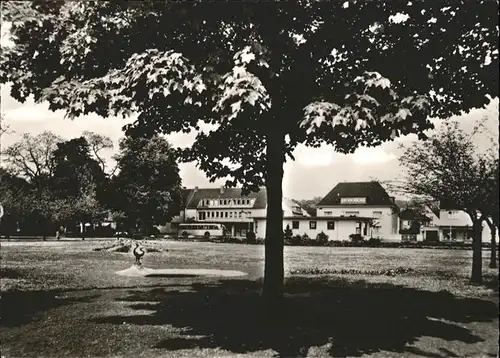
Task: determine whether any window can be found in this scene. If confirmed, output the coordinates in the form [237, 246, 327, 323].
[345, 211, 359, 217]
[327, 221, 335, 230]
[229, 212, 233, 218]
[239, 212, 242, 218]
[443, 229, 457, 240]
[340, 197, 366, 204]
[292, 221, 300, 229]
[219, 199, 223, 205]
[309, 221, 317, 229]
[448, 211, 459, 220]
[225, 212, 228, 218]
[324, 211, 333, 216]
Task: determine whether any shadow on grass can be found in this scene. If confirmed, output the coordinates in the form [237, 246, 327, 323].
[483, 273, 499, 292]
[92, 277, 499, 357]
[0, 268, 24, 279]
[0, 290, 100, 327]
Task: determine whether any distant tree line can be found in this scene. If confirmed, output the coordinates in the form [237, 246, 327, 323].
[0, 131, 182, 239]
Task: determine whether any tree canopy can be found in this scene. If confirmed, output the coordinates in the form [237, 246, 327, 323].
[111, 135, 182, 233]
[2, 131, 62, 183]
[397, 120, 499, 281]
[1, 0, 498, 299]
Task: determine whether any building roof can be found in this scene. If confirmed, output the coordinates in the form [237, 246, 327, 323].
[183, 187, 267, 209]
[427, 202, 441, 218]
[438, 199, 463, 211]
[316, 181, 397, 207]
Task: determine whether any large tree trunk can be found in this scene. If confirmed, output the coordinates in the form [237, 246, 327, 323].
[470, 219, 483, 284]
[488, 223, 497, 269]
[262, 132, 285, 305]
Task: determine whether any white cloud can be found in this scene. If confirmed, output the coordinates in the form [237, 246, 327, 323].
[4, 103, 67, 122]
[294, 144, 338, 167]
[352, 146, 396, 165]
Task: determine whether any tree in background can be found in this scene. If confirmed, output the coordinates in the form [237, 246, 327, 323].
[50, 136, 108, 237]
[1, 1, 497, 301]
[111, 135, 182, 235]
[1, 131, 114, 238]
[0, 168, 29, 238]
[294, 197, 323, 216]
[82, 131, 114, 174]
[2, 131, 62, 185]
[397, 121, 499, 282]
[2, 131, 60, 235]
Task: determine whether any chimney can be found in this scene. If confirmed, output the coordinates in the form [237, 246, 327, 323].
[194, 186, 198, 191]
[220, 186, 225, 194]
[390, 196, 395, 204]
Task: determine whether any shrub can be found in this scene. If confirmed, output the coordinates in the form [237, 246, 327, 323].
[316, 231, 329, 244]
[246, 231, 256, 243]
[284, 225, 293, 239]
[289, 266, 416, 276]
[367, 238, 382, 247]
[349, 233, 364, 244]
[246, 236, 264, 245]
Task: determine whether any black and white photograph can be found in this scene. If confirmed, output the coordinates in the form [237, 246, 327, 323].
[0, 1, 498, 357]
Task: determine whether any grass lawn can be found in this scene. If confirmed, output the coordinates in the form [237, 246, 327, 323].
[0, 240, 498, 358]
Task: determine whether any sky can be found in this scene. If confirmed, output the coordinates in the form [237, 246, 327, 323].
[0, 22, 498, 201]
[2, 83, 497, 200]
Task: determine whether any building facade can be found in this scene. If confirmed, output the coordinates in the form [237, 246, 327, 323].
[436, 207, 497, 243]
[314, 181, 399, 239]
[168, 181, 400, 241]
[165, 186, 268, 237]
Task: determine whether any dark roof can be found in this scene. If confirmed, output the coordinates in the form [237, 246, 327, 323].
[316, 181, 397, 207]
[427, 201, 441, 218]
[399, 208, 431, 221]
[184, 187, 267, 209]
[439, 199, 462, 211]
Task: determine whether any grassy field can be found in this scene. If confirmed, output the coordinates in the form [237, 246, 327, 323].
[0, 240, 498, 358]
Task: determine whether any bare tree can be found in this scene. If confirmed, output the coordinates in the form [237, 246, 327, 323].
[2, 131, 62, 181]
[82, 131, 113, 173]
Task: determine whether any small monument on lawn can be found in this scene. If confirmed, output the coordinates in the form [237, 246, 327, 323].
[133, 242, 145, 267]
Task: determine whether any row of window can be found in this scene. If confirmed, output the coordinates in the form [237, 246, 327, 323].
[198, 211, 252, 220]
[200, 198, 253, 207]
[321, 210, 383, 218]
[339, 197, 367, 204]
[178, 224, 221, 230]
[291, 221, 335, 230]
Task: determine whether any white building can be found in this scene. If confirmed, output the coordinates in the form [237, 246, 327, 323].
[253, 181, 399, 240]
[396, 201, 499, 243]
[436, 205, 498, 243]
[161, 186, 270, 238]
